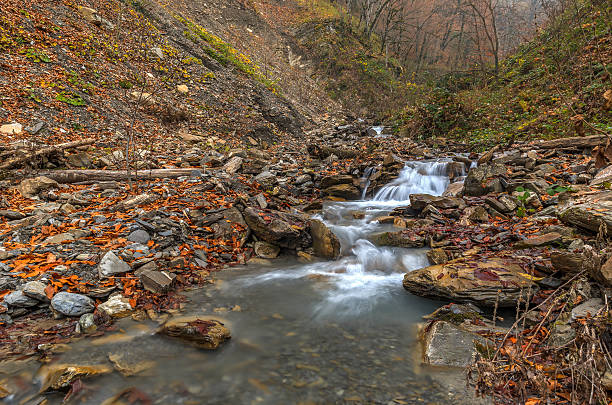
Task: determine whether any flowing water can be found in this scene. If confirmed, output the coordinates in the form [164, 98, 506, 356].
[4, 160, 482, 404]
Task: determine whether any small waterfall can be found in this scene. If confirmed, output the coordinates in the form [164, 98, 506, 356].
[373, 161, 450, 202]
[246, 159, 452, 316]
[360, 167, 376, 199]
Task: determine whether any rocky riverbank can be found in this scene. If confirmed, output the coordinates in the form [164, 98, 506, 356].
[1, 126, 612, 403]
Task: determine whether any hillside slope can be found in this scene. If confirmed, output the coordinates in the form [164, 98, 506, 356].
[399, 0, 611, 147]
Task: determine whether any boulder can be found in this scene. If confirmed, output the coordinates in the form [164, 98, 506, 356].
[254, 241, 280, 259]
[323, 184, 360, 200]
[409, 194, 465, 212]
[243, 207, 311, 249]
[254, 171, 277, 187]
[51, 292, 95, 316]
[421, 321, 485, 368]
[98, 251, 131, 278]
[17, 176, 59, 198]
[309, 219, 340, 259]
[159, 316, 231, 349]
[403, 257, 537, 307]
[463, 164, 506, 196]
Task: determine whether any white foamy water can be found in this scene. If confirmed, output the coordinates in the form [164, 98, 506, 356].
[241, 160, 455, 317]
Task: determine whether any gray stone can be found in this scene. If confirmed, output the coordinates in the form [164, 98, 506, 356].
[0, 210, 25, 220]
[294, 174, 311, 185]
[128, 229, 150, 244]
[320, 174, 353, 189]
[323, 183, 360, 200]
[98, 251, 131, 278]
[421, 321, 484, 368]
[43, 232, 75, 244]
[254, 171, 277, 187]
[51, 292, 94, 316]
[464, 164, 506, 196]
[571, 298, 604, 321]
[23, 281, 49, 302]
[410, 194, 466, 211]
[4, 290, 39, 307]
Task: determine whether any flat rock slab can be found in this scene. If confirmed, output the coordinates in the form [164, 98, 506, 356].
[403, 257, 537, 307]
[421, 320, 485, 368]
[514, 232, 562, 248]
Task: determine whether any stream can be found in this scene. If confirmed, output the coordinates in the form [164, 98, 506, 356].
[5, 160, 485, 404]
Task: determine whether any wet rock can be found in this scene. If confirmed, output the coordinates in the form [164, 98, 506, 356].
[421, 321, 485, 368]
[369, 230, 426, 248]
[426, 248, 449, 265]
[139, 270, 176, 294]
[254, 241, 280, 259]
[409, 194, 465, 212]
[108, 352, 155, 376]
[159, 316, 231, 349]
[128, 229, 150, 244]
[23, 281, 49, 303]
[4, 290, 39, 307]
[571, 298, 604, 321]
[514, 232, 562, 248]
[37, 363, 112, 391]
[243, 207, 311, 249]
[98, 294, 133, 318]
[98, 251, 131, 278]
[309, 219, 340, 259]
[223, 156, 243, 174]
[403, 257, 537, 307]
[78, 313, 97, 333]
[463, 164, 506, 196]
[51, 292, 95, 317]
[17, 176, 59, 198]
[323, 183, 360, 200]
[423, 303, 483, 322]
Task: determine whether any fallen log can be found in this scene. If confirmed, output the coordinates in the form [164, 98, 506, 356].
[0, 138, 96, 170]
[39, 168, 201, 183]
[534, 135, 609, 150]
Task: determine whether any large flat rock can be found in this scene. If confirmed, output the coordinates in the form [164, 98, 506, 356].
[403, 256, 537, 307]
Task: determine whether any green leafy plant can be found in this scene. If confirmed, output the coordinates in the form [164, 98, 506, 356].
[546, 185, 571, 196]
[515, 186, 531, 218]
[25, 48, 51, 63]
[56, 91, 86, 106]
[118, 80, 134, 89]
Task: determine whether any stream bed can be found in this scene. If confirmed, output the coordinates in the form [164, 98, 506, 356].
[4, 160, 486, 404]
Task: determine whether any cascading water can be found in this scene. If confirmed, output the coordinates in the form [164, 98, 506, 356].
[244, 160, 454, 317]
[6, 159, 480, 405]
